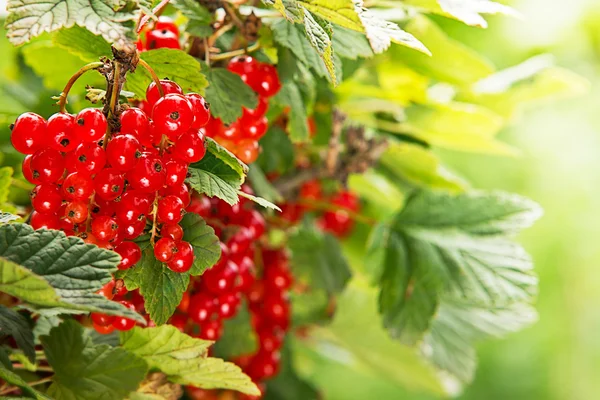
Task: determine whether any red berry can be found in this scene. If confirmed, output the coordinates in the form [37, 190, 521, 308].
[217, 121, 243, 142]
[74, 108, 107, 143]
[94, 168, 125, 201]
[264, 264, 293, 291]
[187, 194, 212, 218]
[30, 149, 64, 183]
[246, 350, 281, 381]
[157, 195, 185, 224]
[245, 210, 266, 239]
[91, 312, 115, 326]
[106, 133, 142, 171]
[11, 112, 47, 154]
[169, 313, 188, 332]
[242, 116, 268, 140]
[236, 256, 256, 293]
[97, 279, 116, 299]
[250, 64, 281, 98]
[154, 237, 177, 262]
[112, 301, 136, 331]
[204, 117, 224, 138]
[161, 224, 184, 242]
[146, 29, 180, 50]
[160, 183, 191, 208]
[186, 93, 211, 129]
[30, 211, 60, 230]
[116, 191, 152, 222]
[22, 155, 41, 185]
[228, 55, 259, 77]
[177, 291, 190, 313]
[146, 80, 183, 108]
[171, 129, 206, 163]
[258, 328, 284, 352]
[217, 292, 241, 319]
[167, 241, 194, 273]
[31, 184, 63, 214]
[155, 16, 179, 36]
[64, 201, 88, 224]
[262, 293, 290, 330]
[114, 242, 141, 270]
[127, 154, 165, 193]
[93, 322, 115, 334]
[48, 113, 79, 152]
[235, 139, 259, 164]
[120, 219, 146, 240]
[242, 97, 269, 120]
[152, 94, 194, 139]
[69, 142, 106, 176]
[120, 108, 151, 146]
[197, 319, 223, 341]
[247, 280, 265, 307]
[188, 293, 216, 324]
[164, 157, 189, 186]
[226, 227, 252, 257]
[91, 216, 119, 241]
[62, 171, 94, 201]
[202, 259, 238, 295]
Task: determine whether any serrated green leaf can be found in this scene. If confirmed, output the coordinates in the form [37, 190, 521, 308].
[125, 49, 208, 98]
[187, 166, 239, 205]
[179, 213, 221, 275]
[0, 167, 13, 204]
[42, 320, 148, 400]
[257, 126, 295, 173]
[404, 0, 519, 28]
[121, 325, 211, 376]
[204, 68, 258, 124]
[33, 315, 61, 344]
[347, 170, 405, 219]
[303, 10, 337, 84]
[0, 211, 20, 223]
[5, 0, 137, 48]
[53, 26, 112, 62]
[237, 191, 282, 211]
[370, 190, 542, 345]
[205, 137, 249, 178]
[0, 305, 34, 363]
[0, 363, 51, 399]
[171, 357, 260, 395]
[331, 25, 373, 59]
[172, 0, 213, 37]
[247, 165, 283, 203]
[274, 81, 309, 142]
[212, 303, 258, 359]
[0, 258, 61, 306]
[289, 227, 351, 295]
[121, 247, 189, 325]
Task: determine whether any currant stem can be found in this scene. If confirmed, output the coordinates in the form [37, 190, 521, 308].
[150, 134, 169, 246]
[0, 376, 53, 396]
[58, 62, 104, 113]
[138, 59, 165, 97]
[210, 42, 261, 62]
[109, 62, 121, 117]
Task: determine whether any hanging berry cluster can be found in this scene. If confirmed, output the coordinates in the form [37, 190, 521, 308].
[203, 55, 281, 164]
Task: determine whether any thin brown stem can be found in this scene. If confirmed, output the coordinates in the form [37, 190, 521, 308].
[204, 38, 210, 67]
[138, 59, 164, 97]
[223, 2, 245, 30]
[210, 42, 261, 62]
[58, 62, 104, 113]
[137, 0, 171, 32]
[0, 376, 53, 396]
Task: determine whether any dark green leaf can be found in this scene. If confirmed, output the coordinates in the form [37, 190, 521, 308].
[289, 227, 351, 295]
[0, 258, 61, 306]
[172, 0, 213, 37]
[180, 213, 221, 275]
[42, 320, 148, 400]
[212, 303, 258, 359]
[205, 137, 249, 179]
[0, 305, 34, 363]
[33, 315, 61, 344]
[265, 341, 319, 400]
[257, 126, 295, 173]
[0, 346, 12, 370]
[204, 68, 258, 124]
[125, 49, 208, 98]
[53, 26, 112, 62]
[247, 165, 283, 203]
[331, 25, 373, 59]
[273, 81, 309, 142]
[5, 0, 137, 48]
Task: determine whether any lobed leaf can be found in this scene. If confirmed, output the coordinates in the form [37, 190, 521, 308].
[180, 213, 222, 275]
[0, 305, 35, 363]
[204, 68, 258, 124]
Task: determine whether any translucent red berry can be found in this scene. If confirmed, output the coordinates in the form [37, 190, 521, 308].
[152, 94, 194, 139]
[22, 155, 41, 185]
[106, 133, 142, 171]
[62, 171, 94, 201]
[161, 224, 183, 242]
[30, 211, 60, 230]
[188, 293, 216, 324]
[11, 112, 47, 154]
[31, 184, 63, 214]
[48, 113, 79, 152]
[91, 216, 119, 241]
[154, 237, 177, 262]
[126, 154, 165, 193]
[116, 190, 152, 222]
[30, 149, 64, 183]
[235, 139, 259, 164]
[112, 301, 136, 331]
[164, 157, 189, 186]
[146, 29, 180, 50]
[146, 79, 183, 108]
[242, 116, 268, 140]
[68, 142, 106, 176]
[114, 242, 142, 270]
[91, 312, 115, 327]
[160, 182, 191, 207]
[228, 55, 259, 78]
[94, 168, 125, 201]
[167, 241, 194, 273]
[246, 350, 280, 381]
[157, 195, 185, 224]
[120, 108, 151, 145]
[186, 93, 211, 129]
[74, 108, 107, 143]
[196, 319, 223, 341]
[171, 129, 206, 163]
[155, 16, 179, 36]
[64, 201, 89, 224]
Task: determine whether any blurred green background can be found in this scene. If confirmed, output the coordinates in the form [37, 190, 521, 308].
[301, 0, 600, 399]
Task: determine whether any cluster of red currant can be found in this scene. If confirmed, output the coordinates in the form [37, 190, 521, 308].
[137, 16, 181, 51]
[90, 279, 142, 333]
[202, 56, 281, 165]
[278, 179, 361, 237]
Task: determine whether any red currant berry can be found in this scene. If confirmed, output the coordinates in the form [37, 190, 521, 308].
[242, 97, 269, 120]
[262, 294, 290, 330]
[235, 139, 259, 164]
[64, 201, 88, 224]
[171, 129, 206, 163]
[196, 319, 223, 341]
[251, 64, 281, 98]
[164, 157, 189, 186]
[228, 55, 259, 77]
[241, 116, 268, 140]
[226, 227, 252, 256]
[245, 210, 266, 239]
[188, 293, 216, 324]
[22, 155, 41, 185]
[204, 117, 224, 138]
[187, 194, 212, 218]
[167, 241, 194, 273]
[246, 350, 281, 381]
[93, 322, 115, 334]
[264, 264, 293, 291]
[94, 168, 125, 201]
[202, 259, 238, 295]
[247, 280, 265, 308]
[236, 256, 256, 293]
[90, 312, 115, 327]
[120, 219, 146, 240]
[127, 154, 165, 193]
[146, 79, 183, 108]
[106, 133, 142, 171]
[116, 191, 152, 222]
[62, 172, 93, 201]
[169, 313, 188, 332]
[74, 108, 108, 143]
[120, 108, 151, 145]
[68, 142, 106, 176]
[152, 94, 194, 139]
[217, 121, 243, 142]
[11, 112, 47, 154]
[30, 149, 64, 183]
[30, 211, 60, 230]
[157, 195, 185, 224]
[155, 16, 179, 36]
[115, 241, 142, 270]
[161, 224, 184, 242]
[217, 292, 241, 319]
[112, 301, 136, 331]
[186, 93, 211, 129]
[177, 291, 190, 313]
[48, 113, 79, 152]
[31, 184, 63, 214]
[91, 216, 119, 241]
[160, 183, 191, 207]
[257, 328, 284, 352]
[146, 29, 180, 50]
[154, 237, 178, 262]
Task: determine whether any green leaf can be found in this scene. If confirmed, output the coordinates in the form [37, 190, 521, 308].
[303, 10, 337, 84]
[289, 226, 351, 295]
[212, 303, 258, 359]
[53, 25, 112, 62]
[204, 68, 258, 124]
[370, 190, 542, 345]
[331, 25, 373, 60]
[0, 224, 144, 323]
[42, 320, 148, 400]
[274, 81, 309, 142]
[0, 166, 13, 204]
[187, 139, 248, 205]
[404, 0, 519, 28]
[347, 170, 405, 219]
[121, 325, 211, 376]
[171, 357, 260, 395]
[237, 191, 282, 211]
[247, 165, 283, 203]
[172, 0, 213, 37]
[257, 126, 295, 173]
[0, 211, 20, 223]
[125, 49, 208, 98]
[379, 142, 467, 191]
[0, 305, 34, 363]
[179, 213, 221, 275]
[33, 315, 61, 344]
[5, 0, 137, 48]
[120, 246, 189, 325]
[264, 341, 319, 400]
[391, 16, 494, 86]
[0, 363, 51, 399]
